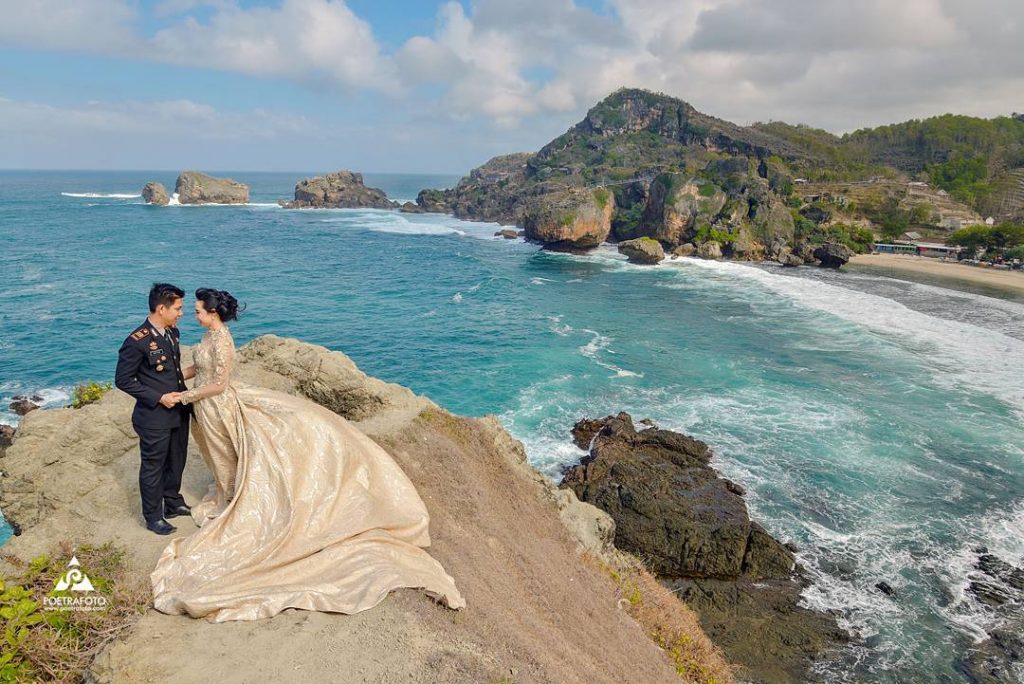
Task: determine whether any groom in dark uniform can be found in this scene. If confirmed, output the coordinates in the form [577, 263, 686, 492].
[115, 283, 192, 535]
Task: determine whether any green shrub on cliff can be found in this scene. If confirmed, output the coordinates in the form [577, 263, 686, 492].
[695, 223, 736, 246]
[793, 213, 873, 253]
[698, 183, 718, 198]
[593, 188, 610, 210]
[68, 381, 112, 409]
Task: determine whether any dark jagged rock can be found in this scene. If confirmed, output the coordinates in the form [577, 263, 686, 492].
[976, 554, 1024, 591]
[141, 181, 169, 206]
[414, 188, 452, 213]
[559, 411, 848, 683]
[175, 171, 249, 204]
[813, 242, 854, 268]
[779, 252, 804, 267]
[958, 549, 1024, 682]
[399, 201, 425, 214]
[0, 424, 14, 457]
[800, 204, 832, 224]
[617, 237, 664, 264]
[561, 412, 793, 579]
[282, 171, 396, 210]
[9, 395, 40, 416]
[796, 241, 820, 264]
[875, 581, 896, 597]
[959, 629, 1024, 684]
[494, 229, 518, 239]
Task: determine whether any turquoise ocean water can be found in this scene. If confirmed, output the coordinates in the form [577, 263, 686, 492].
[1, 171, 1022, 681]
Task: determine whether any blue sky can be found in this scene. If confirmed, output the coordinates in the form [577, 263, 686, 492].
[0, 0, 1020, 173]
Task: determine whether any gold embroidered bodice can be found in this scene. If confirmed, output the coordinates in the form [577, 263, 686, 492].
[181, 326, 234, 405]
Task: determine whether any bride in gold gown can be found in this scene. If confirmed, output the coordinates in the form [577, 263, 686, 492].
[149, 288, 466, 622]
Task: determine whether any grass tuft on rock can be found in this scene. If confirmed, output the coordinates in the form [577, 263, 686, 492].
[582, 550, 736, 684]
[0, 541, 148, 683]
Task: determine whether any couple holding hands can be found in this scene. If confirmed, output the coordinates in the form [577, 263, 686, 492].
[114, 283, 465, 622]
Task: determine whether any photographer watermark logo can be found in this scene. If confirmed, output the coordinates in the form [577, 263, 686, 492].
[43, 555, 109, 612]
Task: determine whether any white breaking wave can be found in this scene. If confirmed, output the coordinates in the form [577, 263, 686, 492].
[315, 208, 505, 239]
[578, 329, 643, 378]
[160, 193, 280, 208]
[674, 258, 1024, 417]
[61, 192, 140, 199]
[0, 385, 72, 427]
[932, 498, 1024, 642]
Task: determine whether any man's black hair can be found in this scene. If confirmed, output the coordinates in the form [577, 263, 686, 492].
[148, 282, 185, 312]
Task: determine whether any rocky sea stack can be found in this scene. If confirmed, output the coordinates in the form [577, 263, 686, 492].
[281, 171, 396, 209]
[561, 412, 849, 683]
[141, 181, 169, 206]
[174, 171, 249, 204]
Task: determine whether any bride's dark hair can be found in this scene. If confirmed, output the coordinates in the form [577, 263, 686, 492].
[195, 288, 245, 322]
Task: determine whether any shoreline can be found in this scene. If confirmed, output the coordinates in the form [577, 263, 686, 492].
[848, 254, 1024, 297]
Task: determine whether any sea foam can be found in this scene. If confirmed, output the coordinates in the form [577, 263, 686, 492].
[61, 192, 140, 199]
[674, 258, 1024, 418]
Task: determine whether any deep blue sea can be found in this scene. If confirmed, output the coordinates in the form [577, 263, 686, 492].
[1, 171, 1022, 682]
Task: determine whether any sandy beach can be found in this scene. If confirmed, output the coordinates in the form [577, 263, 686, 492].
[848, 254, 1024, 295]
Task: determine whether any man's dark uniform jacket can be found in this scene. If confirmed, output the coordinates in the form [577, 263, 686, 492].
[115, 319, 191, 523]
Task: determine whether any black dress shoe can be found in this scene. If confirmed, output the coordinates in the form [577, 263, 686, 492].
[146, 518, 176, 535]
[164, 503, 192, 518]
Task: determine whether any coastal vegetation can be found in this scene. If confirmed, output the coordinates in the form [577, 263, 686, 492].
[68, 382, 112, 409]
[0, 541, 147, 683]
[947, 222, 1024, 258]
[583, 550, 735, 683]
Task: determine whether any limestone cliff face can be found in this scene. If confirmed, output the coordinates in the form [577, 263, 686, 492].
[633, 175, 728, 246]
[0, 335, 703, 684]
[522, 188, 615, 249]
[174, 171, 249, 204]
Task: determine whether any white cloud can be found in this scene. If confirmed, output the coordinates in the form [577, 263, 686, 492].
[0, 0, 139, 53]
[0, 0, 392, 92]
[0, 0, 1021, 159]
[0, 97, 310, 142]
[150, 0, 393, 90]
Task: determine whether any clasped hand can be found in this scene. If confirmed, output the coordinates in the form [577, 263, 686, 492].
[160, 392, 184, 408]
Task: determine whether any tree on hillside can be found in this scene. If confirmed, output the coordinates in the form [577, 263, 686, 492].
[988, 222, 1024, 250]
[947, 224, 991, 256]
[948, 223, 1024, 257]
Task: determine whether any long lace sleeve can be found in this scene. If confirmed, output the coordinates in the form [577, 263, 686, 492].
[181, 328, 234, 405]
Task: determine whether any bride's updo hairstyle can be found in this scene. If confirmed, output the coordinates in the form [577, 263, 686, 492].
[195, 288, 245, 322]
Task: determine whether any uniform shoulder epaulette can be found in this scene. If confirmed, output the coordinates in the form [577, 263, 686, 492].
[130, 328, 150, 341]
